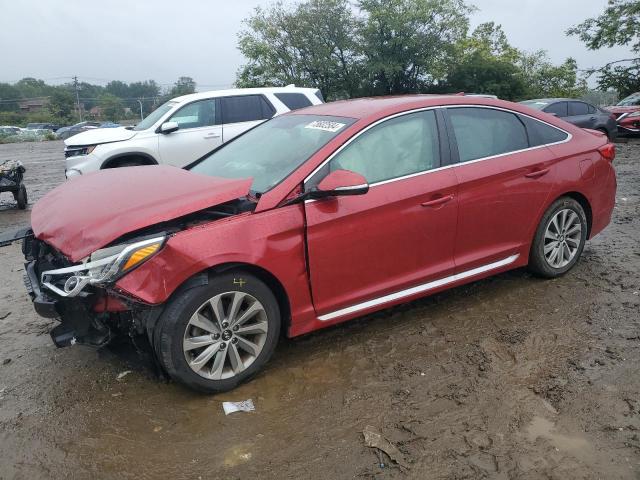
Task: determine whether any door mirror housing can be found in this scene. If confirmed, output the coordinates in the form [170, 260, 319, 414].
[159, 121, 179, 134]
[311, 169, 369, 198]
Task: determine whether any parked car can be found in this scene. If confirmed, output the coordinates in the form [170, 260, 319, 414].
[520, 98, 617, 140]
[26, 122, 61, 132]
[0, 126, 22, 136]
[3, 96, 616, 393]
[62, 86, 324, 178]
[55, 121, 102, 140]
[602, 92, 640, 135]
[99, 122, 121, 128]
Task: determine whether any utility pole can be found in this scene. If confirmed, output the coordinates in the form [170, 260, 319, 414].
[136, 98, 144, 121]
[73, 76, 82, 122]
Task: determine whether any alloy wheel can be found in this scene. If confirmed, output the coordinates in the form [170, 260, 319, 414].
[183, 291, 268, 380]
[543, 208, 582, 269]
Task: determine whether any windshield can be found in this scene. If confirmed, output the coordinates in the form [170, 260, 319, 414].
[133, 101, 177, 131]
[617, 93, 640, 106]
[520, 100, 549, 110]
[190, 114, 355, 194]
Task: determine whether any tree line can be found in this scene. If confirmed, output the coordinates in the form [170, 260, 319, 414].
[236, 0, 639, 101]
[0, 76, 197, 125]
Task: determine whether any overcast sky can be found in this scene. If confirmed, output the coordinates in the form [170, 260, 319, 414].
[0, 0, 633, 91]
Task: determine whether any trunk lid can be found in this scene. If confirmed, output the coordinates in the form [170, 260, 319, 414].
[32, 166, 252, 262]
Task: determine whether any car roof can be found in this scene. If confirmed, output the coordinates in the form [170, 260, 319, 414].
[288, 95, 518, 121]
[171, 86, 320, 103]
[523, 98, 590, 104]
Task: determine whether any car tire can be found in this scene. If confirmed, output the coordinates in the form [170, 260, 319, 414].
[154, 270, 281, 393]
[14, 185, 27, 209]
[528, 197, 588, 278]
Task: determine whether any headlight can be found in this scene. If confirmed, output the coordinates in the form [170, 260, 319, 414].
[64, 145, 97, 158]
[41, 236, 166, 297]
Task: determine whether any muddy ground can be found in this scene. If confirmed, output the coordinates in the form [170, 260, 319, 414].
[0, 139, 639, 479]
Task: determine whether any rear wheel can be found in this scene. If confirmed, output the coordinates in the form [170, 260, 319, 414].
[14, 184, 27, 209]
[154, 271, 281, 393]
[528, 197, 587, 278]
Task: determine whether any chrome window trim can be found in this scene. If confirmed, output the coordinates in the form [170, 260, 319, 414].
[303, 104, 572, 192]
[318, 254, 520, 321]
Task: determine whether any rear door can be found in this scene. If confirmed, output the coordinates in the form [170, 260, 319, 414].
[567, 101, 596, 129]
[445, 107, 558, 273]
[220, 95, 275, 142]
[304, 109, 458, 318]
[158, 98, 222, 166]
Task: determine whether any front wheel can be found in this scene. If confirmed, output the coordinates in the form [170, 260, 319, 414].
[528, 197, 588, 278]
[154, 271, 281, 393]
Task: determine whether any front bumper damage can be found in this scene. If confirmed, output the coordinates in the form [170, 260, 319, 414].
[13, 229, 162, 350]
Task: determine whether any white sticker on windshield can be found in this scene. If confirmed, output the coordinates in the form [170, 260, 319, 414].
[305, 120, 346, 133]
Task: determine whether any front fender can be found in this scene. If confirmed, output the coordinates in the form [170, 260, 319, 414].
[114, 204, 317, 333]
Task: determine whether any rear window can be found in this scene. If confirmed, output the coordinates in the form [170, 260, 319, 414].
[221, 95, 275, 124]
[448, 107, 528, 162]
[519, 115, 569, 146]
[274, 93, 313, 110]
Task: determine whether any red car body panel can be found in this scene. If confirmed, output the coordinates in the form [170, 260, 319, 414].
[31, 166, 252, 262]
[47, 95, 614, 338]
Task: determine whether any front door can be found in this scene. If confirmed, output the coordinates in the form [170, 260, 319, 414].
[304, 110, 458, 318]
[158, 98, 222, 167]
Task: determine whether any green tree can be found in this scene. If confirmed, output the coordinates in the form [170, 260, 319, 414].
[105, 80, 130, 99]
[236, 0, 361, 99]
[445, 52, 527, 100]
[567, 0, 640, 95]
[169, 77, 196, 97]
[518, 51, 587, 99]
[47, 89, 75, 122]
[359, 0, 472, 95]
[98, 93, 124, 122]
[0, 83, 21, 112]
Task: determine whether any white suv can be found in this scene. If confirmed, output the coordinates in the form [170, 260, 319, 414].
[64, 86, 324, 178]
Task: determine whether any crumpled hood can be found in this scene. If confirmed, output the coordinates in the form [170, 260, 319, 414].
[32, 166, 252, 262]
[64, 127, 137, 146]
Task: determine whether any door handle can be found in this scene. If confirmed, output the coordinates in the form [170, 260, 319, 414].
[204, 133, 221, 139]
[421, 194, 454, 207]
[525, 168, 550, 179]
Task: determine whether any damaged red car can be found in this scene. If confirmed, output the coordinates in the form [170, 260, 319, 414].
[5, 96, 617, 393]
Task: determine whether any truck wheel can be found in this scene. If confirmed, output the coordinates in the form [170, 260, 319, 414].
[14, 185, 27, 209]
[154, 271, 281, 393]
[528, 197, 587, 278]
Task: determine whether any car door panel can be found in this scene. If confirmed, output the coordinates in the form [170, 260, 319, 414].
[158, 99, 222, 166]
[447, 107, 555, 273]
[305, 170, 458, 315]
[304, 109, 458, 316]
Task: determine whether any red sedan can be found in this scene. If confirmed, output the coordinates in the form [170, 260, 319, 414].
[12, 95, 617, 392]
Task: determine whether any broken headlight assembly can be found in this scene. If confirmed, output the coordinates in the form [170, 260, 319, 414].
[41, 235, 166, 297]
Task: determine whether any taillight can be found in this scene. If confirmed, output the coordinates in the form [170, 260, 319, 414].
[598, 143, 616, 162]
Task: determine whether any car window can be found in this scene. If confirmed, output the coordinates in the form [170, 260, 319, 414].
[448, 107, 528, 163]
[221, 95, 275, 124]
[190, 114, 355, 194]
[569, 102, 589, 116]
[169, 99, 216, 129]
[543, 102, 568, 117]
[274, 93, 313, 110]
[587, 104, 597, 114]
[328, 110, 440, 184]
[519, 115, 569, 146]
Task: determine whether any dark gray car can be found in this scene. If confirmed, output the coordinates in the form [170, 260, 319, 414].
[520, 98, 617, 140]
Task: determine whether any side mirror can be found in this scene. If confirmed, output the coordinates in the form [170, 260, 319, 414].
[311, 169, 369, 198]
[159, 121, 179, 134]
